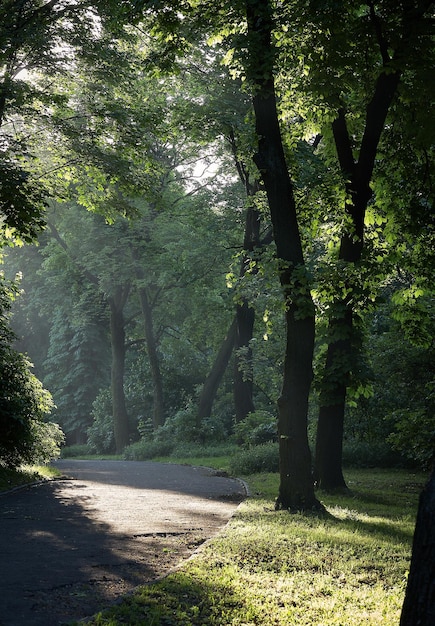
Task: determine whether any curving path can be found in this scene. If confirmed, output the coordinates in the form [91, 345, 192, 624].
[0, 459, 246, 626]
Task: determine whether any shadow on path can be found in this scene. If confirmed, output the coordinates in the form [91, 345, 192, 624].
[0, 461, 246, 626]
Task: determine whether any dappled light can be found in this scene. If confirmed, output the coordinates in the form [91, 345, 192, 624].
[1, 0, 433, 623]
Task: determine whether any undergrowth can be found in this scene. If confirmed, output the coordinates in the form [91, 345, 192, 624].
[0, 464, 61, 492]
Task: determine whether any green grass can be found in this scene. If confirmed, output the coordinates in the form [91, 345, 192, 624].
[80, 468, 426, 626]
[154, 455, 233, 473]
[63, 454, 123, 461]
[0, 464, 62, 492]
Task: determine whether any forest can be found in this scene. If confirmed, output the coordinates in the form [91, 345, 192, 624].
[0, 0, 434, 622]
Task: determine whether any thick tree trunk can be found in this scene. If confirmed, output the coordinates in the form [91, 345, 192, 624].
[137, 285, 165, 429]
[197, 317, 237, 423]
[315, 310, 352, 490]
[400, 468, 435, 625]
[246, 0, 321, 511]
[108, 287, 130, 453]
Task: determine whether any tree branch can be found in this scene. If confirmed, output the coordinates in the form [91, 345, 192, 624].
[331, 109, 355, 179]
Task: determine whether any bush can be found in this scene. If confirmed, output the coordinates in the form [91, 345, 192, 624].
[123, 439, 175, 461]
[30, 421, 65, 464]
[229, 442, 279, 475]
[341, 440, 407, 468]
[156, 404, 228, 446]
[0, 342, 60, 468]
[87, 389, 115, 454]
[234, 411, 277, 447]
[171, 442, 239, 459]
[388, 404, 435, 471]
[60, 444, 91, 458]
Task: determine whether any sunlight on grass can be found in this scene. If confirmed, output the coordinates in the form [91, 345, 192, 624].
[0, 464, 61, 492]
[82, 468, 426, 626]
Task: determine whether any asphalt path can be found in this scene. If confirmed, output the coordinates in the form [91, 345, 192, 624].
[0, 459, 247, 626]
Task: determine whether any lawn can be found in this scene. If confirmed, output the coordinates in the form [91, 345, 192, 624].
[78, 467, 425, 626]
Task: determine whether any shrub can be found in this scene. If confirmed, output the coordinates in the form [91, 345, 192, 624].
[388, 403, 435, 471]
[60, 444, 91, 458]
[29, 420, 65, 464]
[87, 389, 115, 454]
[123, 439, 175, 461]
[156, 404, 228, 446]
[171, 442, 239, 459]
[0, 342, 60, 468]
[229, 442, 279, 475]
[234, 411, 277, 447]
[341, 439, 407, 468]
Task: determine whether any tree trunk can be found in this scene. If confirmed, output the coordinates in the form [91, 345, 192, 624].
[400, 467, 435, 625]
[315, 66, 401, 491]
[197, 317, 237, 423]
[233, 192, 261, 423]
[228, 131, 263, 424]
[234, 300, 255, 422]
[108, 286, 130, 453]
[315, 309, 352, 490]
[246, 0, 321, 511]
[136, 285, 165, 429]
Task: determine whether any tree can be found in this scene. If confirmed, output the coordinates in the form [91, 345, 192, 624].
[309, 0, 434, 491]
[108, 284, 131, 451]
[244, 0, 321, 510]
[0, 271, 61, 467]
[400, 467, 435, 625]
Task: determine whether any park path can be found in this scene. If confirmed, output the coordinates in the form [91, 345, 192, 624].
[0, 460, 246, 626]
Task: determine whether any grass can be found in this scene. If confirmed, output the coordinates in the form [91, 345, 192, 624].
[0, 464, 61, 492]
[154, 455, 233, 473]
[79, 467, 425, 626]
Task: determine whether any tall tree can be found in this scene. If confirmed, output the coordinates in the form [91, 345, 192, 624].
[244, 0, 321, 510]
[311, 0, 434, 490]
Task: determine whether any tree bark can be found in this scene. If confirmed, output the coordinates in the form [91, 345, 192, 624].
[108, 286, 130, 453]
[246, 0, 321, 511]
[400, 467, 435, 626]
[234, 300, 256, 422]
[197, 316, 237, 423]
[228, 130, 262, 423]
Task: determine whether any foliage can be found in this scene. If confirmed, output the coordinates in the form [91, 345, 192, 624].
[60, 444, 92, 459]
[2, 0, 433, 502]
[0, 464, 60, 492]
[0, 270, 61, 468]
[233, 410, 277, 447]
[28, 420, 64, 465]
[87, 389, 116, 454]
[0, 340, 60, 467]
[344, 308, 435, 471]
[388, 403, 435, 471]
[123, 438, 175, 461]
[229, 442, 279, 475]
[158, 403, 229, 444]
[85, 468, 424, 626]
[44, 311, 111, 441]
[341, 440, 405, 470]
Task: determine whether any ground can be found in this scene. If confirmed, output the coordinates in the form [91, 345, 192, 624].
[0, 459, 246, 625]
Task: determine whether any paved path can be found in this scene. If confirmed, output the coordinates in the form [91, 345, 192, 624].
[0, 460, 246, 626]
